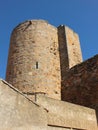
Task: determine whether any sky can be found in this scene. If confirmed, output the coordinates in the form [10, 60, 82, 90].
[0, 0, 98, 79]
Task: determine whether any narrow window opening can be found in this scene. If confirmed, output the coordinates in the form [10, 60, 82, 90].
[36, 62, 38, 69]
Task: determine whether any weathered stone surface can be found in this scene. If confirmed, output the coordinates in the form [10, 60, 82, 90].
[0, 79, 47, 129]
[5, 19, 98, 129]
[58, 26, 82, 73]
[6, 20, 61, 100]
[6, 20, 83, 101]
[36, 94, 98, 130]
[62, 55, 98, 110]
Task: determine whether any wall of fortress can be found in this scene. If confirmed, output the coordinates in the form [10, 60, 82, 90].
[62, 54, 98, 110]
[6, 20, 61, 100]
[0, 79, 97, 130]
[6, 20, 82, 101]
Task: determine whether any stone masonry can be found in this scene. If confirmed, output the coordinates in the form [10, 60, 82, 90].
[5, 19, 98, 129]
[6, 20, 61, 100]
[6, 20, 82, 101]
[58, 25, 82, 82]
[0, 79, 97, 130]
[62, 54, 98, 110]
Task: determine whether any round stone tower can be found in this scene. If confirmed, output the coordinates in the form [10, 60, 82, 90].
[6, 20, 61, 100]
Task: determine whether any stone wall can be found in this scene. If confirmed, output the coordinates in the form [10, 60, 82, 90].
[58, 25, 82, 84]
[62, 54, 98, 110]
[6, 20, 83, 101]
[36, 94, 98, 130]
[0, 79, 47, 130]
[0, 79, 97, 130]
[6, 20, 61, 100]
[64, 26, 83, 68]
[58, 26, 82, 72]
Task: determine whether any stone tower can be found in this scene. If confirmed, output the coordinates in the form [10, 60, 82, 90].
[58, 25, 83, 81]
[6, 19, 82, 100]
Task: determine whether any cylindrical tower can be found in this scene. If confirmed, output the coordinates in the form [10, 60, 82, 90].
[6, 20, 61, 100]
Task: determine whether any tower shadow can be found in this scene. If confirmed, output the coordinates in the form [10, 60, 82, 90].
[95, 109, 98, 127]
[57, 25, 69, 88]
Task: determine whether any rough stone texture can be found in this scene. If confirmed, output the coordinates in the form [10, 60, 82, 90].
[6, 20, 61, 100]
[58, 26, 83, 86]
[5, 19, 98, 129]
[62, 54, 98, 110]
[58, 26, 82, 73]
[36, 94, 98, 130]
[6, 20, 83, 101]
[64, 26, 83, 68]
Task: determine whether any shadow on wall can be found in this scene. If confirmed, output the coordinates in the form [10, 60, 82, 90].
[57, 25, 69, 84]
[95, 109, 98, 127]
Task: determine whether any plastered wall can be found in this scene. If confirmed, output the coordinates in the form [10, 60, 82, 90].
[0, 79, 97, 130]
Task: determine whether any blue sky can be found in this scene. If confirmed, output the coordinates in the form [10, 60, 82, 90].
[0, 0, 98, 79]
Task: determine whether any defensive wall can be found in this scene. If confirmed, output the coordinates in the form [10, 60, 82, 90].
[62, 54, 98, 111]
[6, 20, 82, 101]
[0, 79, 97, 130]
[3, 19, 98, 129]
